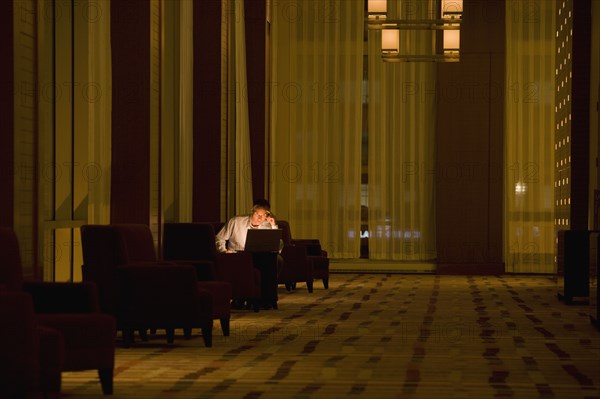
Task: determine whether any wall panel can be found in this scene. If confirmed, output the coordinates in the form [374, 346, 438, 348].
[435, 0, 505, 274]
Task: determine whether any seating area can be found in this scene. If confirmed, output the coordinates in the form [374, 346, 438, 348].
[0, 220, 330, 397]
[79, 224, 226, 347]
[163, 222, 263, 310]
[0, 228, 116, 398]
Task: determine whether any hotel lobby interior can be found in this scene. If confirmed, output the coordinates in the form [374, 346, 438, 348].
[1, 0, 599, 398]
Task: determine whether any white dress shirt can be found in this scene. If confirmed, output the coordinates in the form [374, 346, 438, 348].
[215, 215, 277, 252]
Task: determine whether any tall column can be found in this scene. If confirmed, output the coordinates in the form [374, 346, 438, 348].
[555, 0, 591, 230]
[245, 0, 267, 201]
[435, 0, 506, 274]
[193, 0, 222, 221]
[110, 0, 151, 224]
[0, 0, 14, 227]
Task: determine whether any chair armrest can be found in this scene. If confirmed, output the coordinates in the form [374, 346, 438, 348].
[116, 264, 200, 304]
[214, 252, 254, 281]
[0, 291, 40, 388]
[279, 245, 314, 280]
[214, 252, 261, 298]
[291, 239, 324, 257]
[22, 281, 101, 313]
[168, 259, 217, 281]
[116, 264, 208, 325]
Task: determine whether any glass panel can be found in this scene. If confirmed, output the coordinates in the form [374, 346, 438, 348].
[38, 1, 102, 282]
[53, 228, 73, 282]
[505, 0, 556, 273]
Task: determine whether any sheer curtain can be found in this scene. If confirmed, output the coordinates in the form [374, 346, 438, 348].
[367, 1, 437, 261]
[270, 0, 363, 258]
[504, 0, 555, 273]
[87, 0, 112, 224]
[229, 0, 253, 214]
[176, 0, 194, 221]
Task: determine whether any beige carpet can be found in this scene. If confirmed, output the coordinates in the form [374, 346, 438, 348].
[61, 274, 600, 398]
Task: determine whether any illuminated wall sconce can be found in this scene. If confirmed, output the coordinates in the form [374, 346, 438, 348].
[367, 0, 387, 20]
[441, 0, 461, 56]
[381, 29, 399, 53]
[443, 29, 460, 54]
[367, 0, 462, 62]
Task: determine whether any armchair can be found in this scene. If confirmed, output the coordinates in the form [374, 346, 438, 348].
[163, 222, 261, 310]
[277, 220, 330, 289]
[277, 244, 314, 293]
[0, 290, 64, 399]
[114, 224, 232, 336]
[0, 227, 116, 395]
[162, 224, 218, 282]
[80, 224, 215, 347]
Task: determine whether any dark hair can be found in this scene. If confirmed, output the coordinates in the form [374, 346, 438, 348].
[253, 198, 271, 209]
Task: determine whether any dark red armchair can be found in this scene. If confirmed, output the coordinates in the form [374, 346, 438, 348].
[113, 224, 232, 337]
[277, 220, 330, 289]
[0, 290, 64, 399]
[0, 227, 116, 396]
[80, 224, 215, 347]
[277, 244, 314, 292]
[163, 222, 261, 311]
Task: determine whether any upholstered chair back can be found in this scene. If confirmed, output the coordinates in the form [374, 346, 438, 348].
[80, 224, 126, 315]
[113, 224, 158, 264]
[0, 227, 24, 290]
[276, 220, 293, 245]
[163, 223, 218, 262]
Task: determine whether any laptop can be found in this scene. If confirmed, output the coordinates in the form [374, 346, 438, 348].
[244, 229, 282, 253]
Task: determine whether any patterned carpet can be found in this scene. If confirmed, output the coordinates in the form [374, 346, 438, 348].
[61, 274, 600, 399]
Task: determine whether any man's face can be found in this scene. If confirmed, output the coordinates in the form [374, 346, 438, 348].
[251, 208, 269, 225]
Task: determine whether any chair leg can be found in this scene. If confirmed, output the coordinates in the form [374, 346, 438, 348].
[220, 317, 230, 336]
[98, 368, 113, 395]
[231, 299, 244, 309]
[166, 328, 175, 343]
[183, 327, 193, 339]
[322, 277, 329, 289]
[285, 283, 292, 291]
[122, 329, 134, 347]
[307, 280, 314, 293]
[201, 322, 213, 347]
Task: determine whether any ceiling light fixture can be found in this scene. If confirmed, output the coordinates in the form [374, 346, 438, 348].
[367, 0, 462, 62]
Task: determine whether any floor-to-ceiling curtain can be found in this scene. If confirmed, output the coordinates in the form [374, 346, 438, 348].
[505, 0, 555, 273]
[156, 0, 193, 224]
[178, 0, 194, 221]
[230, 0, 253, 214]
[86, 0, 112, 225]
[367, 1, 437, 261]
[270, 0, 363, 258]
